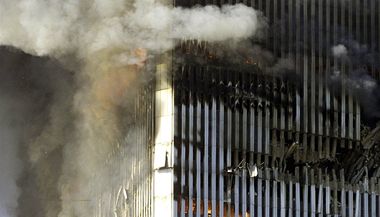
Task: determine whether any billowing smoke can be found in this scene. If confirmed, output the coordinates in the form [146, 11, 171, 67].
[0, 0, 264, 217]
[0, 47, 75, 217]
[0, 0, 263, 59]
[332, 44, 348, 58]
[330, 42, 380, 124]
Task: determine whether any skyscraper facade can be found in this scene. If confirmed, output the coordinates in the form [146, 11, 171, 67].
[95, 0, 380, 216]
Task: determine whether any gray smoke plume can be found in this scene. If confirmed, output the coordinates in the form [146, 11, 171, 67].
[0, 92, 23, 217]
[0, 47, 75, 217]
[0, 1, 265, 217]
[330, 42, 380, 123]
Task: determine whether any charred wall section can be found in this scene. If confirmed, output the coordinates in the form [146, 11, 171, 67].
[172, 0, 380, 216]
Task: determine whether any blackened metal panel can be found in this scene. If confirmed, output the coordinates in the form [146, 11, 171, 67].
[325, 0, 331, 140]
[288, 0, 294, 133]
[288, 179, 294, 217]
[317, 0, 324, 139]
[295, 0, 301, 134]
[303, 0, 309, 135]
[310, 0, 316, 137]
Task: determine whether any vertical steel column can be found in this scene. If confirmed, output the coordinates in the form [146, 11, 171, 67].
[287, 0, 294, 137]
[325, 175, 331, 216]
[370, 178, 376, 217]
[364, 178, 369, 217]
[258, 170, 263, 217]
[363, 0, 368, 45]
[154, 60, 174, 217]
[257, 90, 263, 154]
[188, 71, 194, 217]
[295, 0, 301, 146]
[211, 96, 217, 217]
[347, 0, 354, 147]
[195, 88, 201, 217]
[317, 170, 324, 217]
[309, 0, 316, 158]
[272, 170, 278, 217]
[242, 103, 248, 217]
[303, 168, 309, 217]
[311, 169, 316, 217]
[341, 170, 347, 217]
[226, 105, 232, 217]
[317, 0, 324, 159]
[249, 171, 255, 217]
[264, 96, 270, 155]
[332, 172, 338, 217]
[303, 0, 309, 145]
[218, 90, 224, 217]
[180, 87, 187, 217]
[348, 187, 354, 217]
[265, 169, 270, 217]
[354, 189, 360, 217]
[340, 0, 347, 144]
[332, 0, 339, 155]
[295, 169, 301, 217]
[249, 104, 255, 217]
[354, 0, 361, 145]
[288, 177, 294, 217]
[234, 108, 240, 217]
[280, 177, 286, 217]
[203, 76, 209, 217]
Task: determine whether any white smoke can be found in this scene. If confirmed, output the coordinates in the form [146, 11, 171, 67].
[0, 0, 263, 61]
[0, 0, 265, 217]
[331, 44, 348, 58]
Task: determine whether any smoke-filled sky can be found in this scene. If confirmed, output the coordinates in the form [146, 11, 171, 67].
[0, 0, 265, 217]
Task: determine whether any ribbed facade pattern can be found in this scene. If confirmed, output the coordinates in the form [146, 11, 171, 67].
[173, 0, 380, 216]
[94, 85, 155, 217]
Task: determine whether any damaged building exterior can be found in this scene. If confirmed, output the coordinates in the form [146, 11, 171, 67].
[95, 0, 380, 216]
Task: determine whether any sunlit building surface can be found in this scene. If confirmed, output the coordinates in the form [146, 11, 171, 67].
[96, 0, 380, 216]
